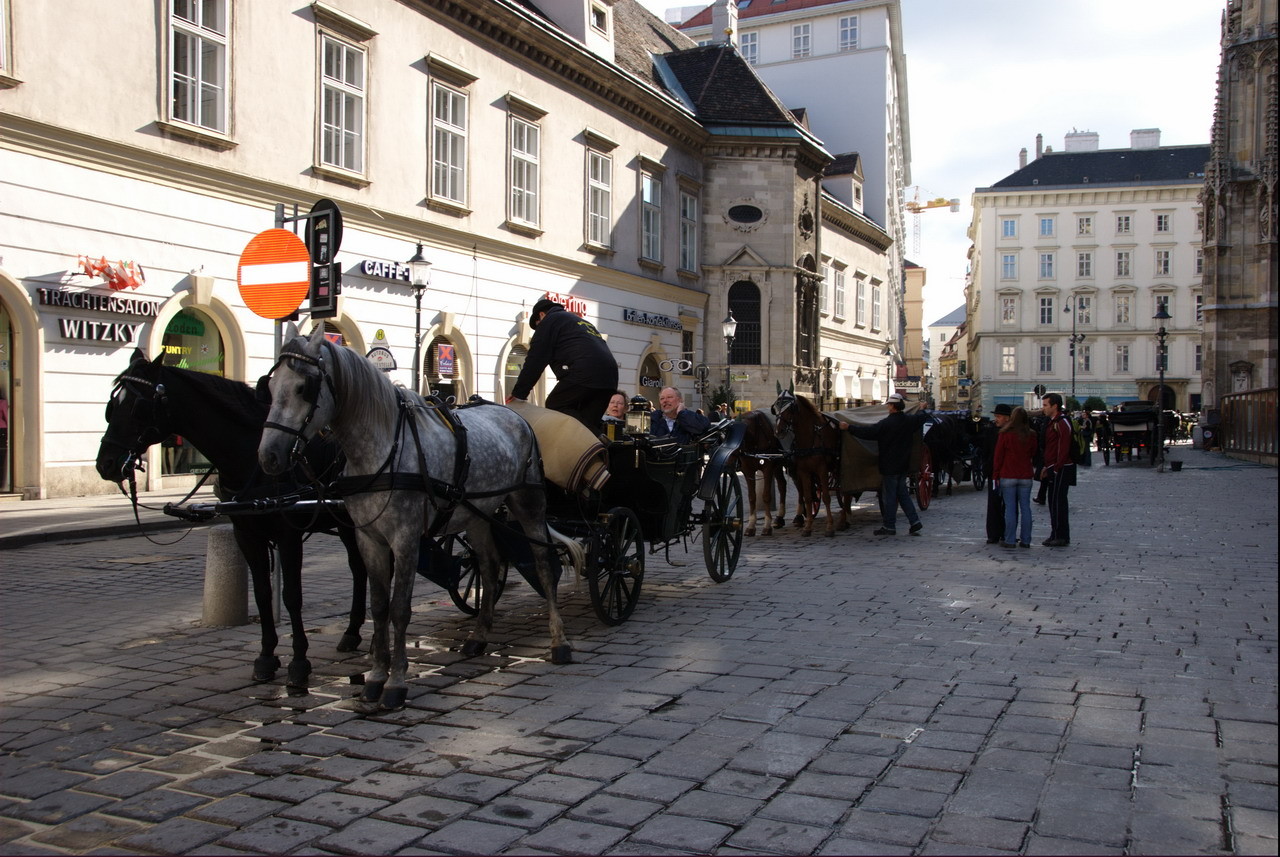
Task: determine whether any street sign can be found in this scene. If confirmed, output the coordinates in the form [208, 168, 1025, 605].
[304, 199, 343, 265]
[1034, 384, 1047, 396]
[366, 345, 396, 372]
[237, 229, 311, 320]
[309, 262, 341, 319]
[731, 373, 750, 382]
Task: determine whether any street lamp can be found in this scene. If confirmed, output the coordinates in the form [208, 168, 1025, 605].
[722, 311, 737, 414]
[1153, 305, 1171, 471]
[882, 342, 893, 402]
[407, 243, 431, 393]
[1064, 297, 1086, 403]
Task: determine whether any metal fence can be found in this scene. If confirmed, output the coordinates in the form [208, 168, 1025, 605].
[1220, 387, 1278, 463]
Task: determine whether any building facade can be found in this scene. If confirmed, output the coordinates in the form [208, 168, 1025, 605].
[0, 0, 896, 498]
[925, 303, 965, 408]
[1200, 0, 1278, 404]
[966, 131, 1210, 414]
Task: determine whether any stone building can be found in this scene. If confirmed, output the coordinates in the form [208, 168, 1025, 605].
[1200, 0, 1278, 403]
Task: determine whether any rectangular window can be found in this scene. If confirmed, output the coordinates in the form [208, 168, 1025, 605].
[1077, 216, 1093, 236]
[1155, 294, 1170, 317]
[1077, 252, 1092, 278]
[1039, 252, 1054, 279]
[508, 116, 540, 226]
[1115, 344, 1130, 373]
[833, 268, 846, 317]
[1039, 345, 1053, 373]
[320, 35, 365, 173]
[1039, 296, 1055, 325]
[739, 31, 758, 65]
[1195, 293, 1203, 323]
[640, 171, 662, 262]
[855, 279, 866, 325]
[792, 22, 811, 58]
[1001, 345, 1016, 373]
[1039, 217, 1054, 237]
[1077, 295, 1092, 325]
[871, 284, 882, 330]
[169, 0, 228, 132]
[679, 191, 698, 272]
[1079, 344, 1092, 373]
[1156, 213, 1171, 232]
[1116, 214, 1131, 234]
[1195, 248, 1204, 276]
[432, 83, 468, 203]
[590, 4, 608, 33]
[1001, 253, 1017, 279]
[838, 15, 858, 51]
[1154, 249, 1171, 276]
[1001, 218, 1017, 238]
[0, 0, 11, 75]
[1000, 296, 1016, 324]
[1115, 293, 1131, 325]
[1194, 343, 1203, 372]
[586, 150, 612, 247]
[1116, 250, 1131, 278]
[819, 265, 830, 314]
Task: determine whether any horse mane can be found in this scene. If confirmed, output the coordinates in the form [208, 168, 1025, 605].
[155, 361, 266, 428]
[322, 338, 401, 429]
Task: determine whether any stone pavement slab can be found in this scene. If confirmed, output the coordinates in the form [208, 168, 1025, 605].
[0, 444, 1275, 854]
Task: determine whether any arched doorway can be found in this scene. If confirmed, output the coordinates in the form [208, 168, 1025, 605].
[1147, 383, 1175, 411]
[160, 308, 225, 475]
[637, 354, 663, 407]
[425, 335, 460, 402]
[0, 300, 13, 494]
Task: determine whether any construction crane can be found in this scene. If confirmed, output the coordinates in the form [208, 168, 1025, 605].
[904, 187, 960, 254]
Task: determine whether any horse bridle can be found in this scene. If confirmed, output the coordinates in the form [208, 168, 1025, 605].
[103, 368, 171, 480]
[262, 342, 336, 464]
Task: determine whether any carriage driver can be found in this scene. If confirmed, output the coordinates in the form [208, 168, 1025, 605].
[507, 298, 619, 433]
[838, 393, 930, 536]
[650, 387, 711, 444]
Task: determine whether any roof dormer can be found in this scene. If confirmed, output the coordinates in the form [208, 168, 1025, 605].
[537, 0, 615, 63]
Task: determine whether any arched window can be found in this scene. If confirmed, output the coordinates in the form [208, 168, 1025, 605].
[727, 280, 761, 365]
[425, 335, 459, 401]
[503, 345, 528, 400]
[638, 355, 663, 407]
[309, 320, 347, 346]
[160, 308, 225, 475]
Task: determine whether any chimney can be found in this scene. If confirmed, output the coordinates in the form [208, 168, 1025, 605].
[1035, 133, 1043, 159]
[711, 0, 739, 46]
[1064, 129, 1100, 151]
[1130, 128, 1161, 149]
[1019, 147, 1028, 169]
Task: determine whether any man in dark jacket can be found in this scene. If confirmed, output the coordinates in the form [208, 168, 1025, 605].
[508, 299, 619, 432]
[1040, 392, 1074, 546]
[839, 393, 930, 536]
[650, 387, 710, 444]
[980, 404, 1012, 543]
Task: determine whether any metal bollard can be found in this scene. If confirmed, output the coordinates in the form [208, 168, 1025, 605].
[203, 524, 249, 626]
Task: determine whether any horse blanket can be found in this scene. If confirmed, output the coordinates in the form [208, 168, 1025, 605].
[507, 399, 610, 492]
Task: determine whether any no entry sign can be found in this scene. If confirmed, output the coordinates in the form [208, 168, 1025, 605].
[237, 229, 311, 320]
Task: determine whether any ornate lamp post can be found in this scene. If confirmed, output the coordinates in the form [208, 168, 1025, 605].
[406, 243, 431, 393]
[1064, 297, 1086, 403]
[722, 311, 737, 413]
[882, 343, 893, 402]
[1153, 305, 1171, 471]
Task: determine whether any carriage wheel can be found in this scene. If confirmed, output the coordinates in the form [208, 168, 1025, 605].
[587, 507, 645, 626]
[916, 446, 933, 510]
[447, 534, 508, 616]
[702, 470, 743, 583]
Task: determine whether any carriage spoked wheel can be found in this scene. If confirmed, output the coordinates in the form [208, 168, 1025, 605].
[916, 446, 934, 510]
[702, 470, 743, 583]
[447, 534, 508, 616]
[587, 507, 645, 626]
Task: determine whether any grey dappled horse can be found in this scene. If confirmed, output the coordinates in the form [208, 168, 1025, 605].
[257, 324, 571, 711]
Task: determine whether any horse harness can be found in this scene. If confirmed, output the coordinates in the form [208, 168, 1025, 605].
[772, 393, 840, 462]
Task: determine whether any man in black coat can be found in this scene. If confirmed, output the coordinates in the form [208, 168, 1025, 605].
[650, 387, 710, 444]
[508, 299, 619, 432]
[839, 393, 930, 536]
[980, 404, 1011, 543]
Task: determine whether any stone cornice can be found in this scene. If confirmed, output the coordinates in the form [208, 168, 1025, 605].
[973, 183, 1203, 208]
[820, 201, 893, 252]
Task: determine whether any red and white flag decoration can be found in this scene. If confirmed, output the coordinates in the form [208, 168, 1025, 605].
[78, 255, 146, 290]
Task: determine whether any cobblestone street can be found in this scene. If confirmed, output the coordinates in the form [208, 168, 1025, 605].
[1, 446, 1276, 855]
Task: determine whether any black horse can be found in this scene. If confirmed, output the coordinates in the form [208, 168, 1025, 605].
[95, 350, 368, 687]
[922, 414, 979, 496]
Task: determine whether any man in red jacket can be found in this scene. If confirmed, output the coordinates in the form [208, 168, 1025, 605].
[1039, 392, 1074, 546]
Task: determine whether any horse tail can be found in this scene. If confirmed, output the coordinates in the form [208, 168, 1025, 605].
[548, 525, 584, 577]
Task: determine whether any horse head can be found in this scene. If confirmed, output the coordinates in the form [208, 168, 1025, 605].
[258, 323, 336, 475]
[96, 349, 172, 482]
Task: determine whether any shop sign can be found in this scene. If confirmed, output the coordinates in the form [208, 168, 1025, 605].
[366, 346, 396, 372]
[437, 343, 455, 376]
[38, 287, 161, 317]
[622, 308, 681, 330]
[165, 312, 206, 337]
[359, 259, 411, 282]
[543, 290, 588, 317]
[639, 375, 663, 388]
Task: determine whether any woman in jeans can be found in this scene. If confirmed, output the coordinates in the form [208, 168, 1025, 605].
[993, 406, 1038, 548]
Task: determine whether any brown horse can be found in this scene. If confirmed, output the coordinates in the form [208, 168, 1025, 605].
[771, 385, 845, 537]
[729, 410, 788, 536]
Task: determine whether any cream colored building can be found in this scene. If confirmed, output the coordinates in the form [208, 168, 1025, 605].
[966, 130, 1209, 413]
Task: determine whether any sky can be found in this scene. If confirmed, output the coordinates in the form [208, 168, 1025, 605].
[638, 0, 1225, 327]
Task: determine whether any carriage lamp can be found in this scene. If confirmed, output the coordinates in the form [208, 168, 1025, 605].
[1153, 305, 1171, 472]
[722, 311, 738, 414]
[625, 396, 651, 435]
[407, 243, 432, 394]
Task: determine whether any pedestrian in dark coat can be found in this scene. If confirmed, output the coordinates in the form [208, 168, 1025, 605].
[508, 299, 619, 432]
[839, 394, 930, 536]
[981, 404, 1012, 543]
[1040, 392, 1075, 546]
[1094, 413, 1112, 465]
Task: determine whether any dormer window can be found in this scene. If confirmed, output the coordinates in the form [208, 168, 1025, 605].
[590, 4, 608, 34]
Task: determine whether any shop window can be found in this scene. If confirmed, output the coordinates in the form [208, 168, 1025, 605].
[160, 308, 224, 475]
[504, 344, 527, 400]
[425, 335, 459, 401]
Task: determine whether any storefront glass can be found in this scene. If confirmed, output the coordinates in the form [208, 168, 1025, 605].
[638, 355, 662, 408]
[426, 335, 458, 402]
[160, 309, 224, 474]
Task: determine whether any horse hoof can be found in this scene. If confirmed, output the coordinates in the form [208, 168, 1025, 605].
[461, 639, 487, 657]
[550, 645, 573, 665]
[380, 687, 408, 711]
[360, 681, 385, 703]
[287, 658, 312, 688]
[336, 633, 361, 653]
[253, 656, 280, 682]
[774, 517, 785, 529]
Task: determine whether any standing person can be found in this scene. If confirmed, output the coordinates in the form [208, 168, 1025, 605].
[838, 393, 930, 536]
[508, 298, 619, 433]
[1078, 411, 1094, 467]
[993, 406, 1038, 549]
[980, 404, 1012, 543]
[1039, 392, 1074, 547]
[650, 387, 711, 443]
[1032, 410, 1049, 505]
[1094, 412, 1112, 466]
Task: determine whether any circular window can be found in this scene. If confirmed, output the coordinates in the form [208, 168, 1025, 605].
[727, 204, 764, 224]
